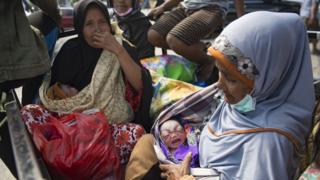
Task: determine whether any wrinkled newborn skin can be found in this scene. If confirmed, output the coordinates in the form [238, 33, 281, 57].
[160, 120, 186, 153]
[60, 84, 79, 97]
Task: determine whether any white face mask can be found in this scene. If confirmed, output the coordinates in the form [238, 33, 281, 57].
[231, 94, 256, 113]
[114, 7, 133, 17]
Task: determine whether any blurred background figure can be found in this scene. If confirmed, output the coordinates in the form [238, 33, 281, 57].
[300, 0, 319, 54]
[0, 0, 61, 105]
[109, 0, 155, 64]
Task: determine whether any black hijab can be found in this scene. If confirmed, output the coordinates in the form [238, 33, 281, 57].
[52, 0, 154, 132]
[50, 0, 112, 91]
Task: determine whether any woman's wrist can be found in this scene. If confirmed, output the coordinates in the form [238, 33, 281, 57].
[113, 45, 126, 56]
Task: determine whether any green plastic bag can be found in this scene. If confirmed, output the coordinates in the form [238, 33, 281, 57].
[141, 55, 197, 83]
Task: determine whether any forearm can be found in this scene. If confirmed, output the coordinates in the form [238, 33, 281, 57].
[114, 47, 143, 91]
[234, 0, 245, 17]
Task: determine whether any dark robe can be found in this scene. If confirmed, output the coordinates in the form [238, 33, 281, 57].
[117, 11, 155, 64]
[110, 0, 155, 63]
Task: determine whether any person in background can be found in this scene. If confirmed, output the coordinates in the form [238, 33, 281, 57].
[0, 0, 61, 97]
[109, 0, 155, 64]
[125, 11, 315, 180]
[0, 0, 60, 176]
[300, 0, 319, 54]
[147, 0, 245, 85]
[22, 11, 61, 105]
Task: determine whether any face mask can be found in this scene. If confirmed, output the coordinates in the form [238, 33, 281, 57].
[231, 94, 256, 113]
[114, 7, 133, 17]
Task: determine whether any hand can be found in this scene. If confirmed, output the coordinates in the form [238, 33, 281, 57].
[159, 152, 192, 180]
[92, 31, 123, 54]
[148, 6, 165, 19]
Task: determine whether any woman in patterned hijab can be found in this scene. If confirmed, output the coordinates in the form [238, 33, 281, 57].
[126, 11, 315, 180]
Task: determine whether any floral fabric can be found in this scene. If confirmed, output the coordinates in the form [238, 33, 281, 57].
[21, 104, 145, 164]
[112, 123, 145, 163]
[299, 163, 320, 180]
[211, 35, 259, 80]
[125, 79, 142, 112]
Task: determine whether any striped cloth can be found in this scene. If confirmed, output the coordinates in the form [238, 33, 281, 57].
[152, 84, 221, 136]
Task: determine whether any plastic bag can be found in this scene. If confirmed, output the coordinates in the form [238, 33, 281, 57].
[31, 111, 120, 180]
[140, 55, 197, 83]
[150, 70, 203, 118]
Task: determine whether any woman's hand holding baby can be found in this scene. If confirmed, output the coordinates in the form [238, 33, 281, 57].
[159, 152, 194, 180]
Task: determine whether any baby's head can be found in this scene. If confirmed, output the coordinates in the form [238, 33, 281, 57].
[160, 119, 186, 152]
[60, 84, 78, 98]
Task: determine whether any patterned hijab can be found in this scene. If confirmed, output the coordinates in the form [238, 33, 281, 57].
[201, 11, 315, 179]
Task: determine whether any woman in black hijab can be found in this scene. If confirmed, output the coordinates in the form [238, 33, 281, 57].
[109, 0, 155, 63]
[51, 0, 111, 91]
[20, 0, 155, 168]
[50, 0, 153, 132]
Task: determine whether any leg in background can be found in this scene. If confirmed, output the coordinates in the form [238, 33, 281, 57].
[22, 74, 44, 106]
[148, 7, 186, 49]
[22, 12, 60, 106]
[166, 8, 223, 83]
[148, 29, 169, 49]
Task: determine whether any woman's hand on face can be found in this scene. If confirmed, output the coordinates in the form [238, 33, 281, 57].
[92, 31, 123, 54]
[159, 152, 192, 180]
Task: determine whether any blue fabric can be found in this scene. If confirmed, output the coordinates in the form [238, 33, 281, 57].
[44, 27, 59, 58]
[200, 11, 315, 180]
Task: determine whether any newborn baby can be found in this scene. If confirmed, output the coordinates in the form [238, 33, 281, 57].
[159, 119, 199, 167]
[160, 119, 187, 153]
[47, 83, 78, 100]
[59, 84, 78, 98]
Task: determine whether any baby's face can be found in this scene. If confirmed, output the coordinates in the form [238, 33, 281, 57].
[60, 84, 78, 97]
[160, 120, 186, 150]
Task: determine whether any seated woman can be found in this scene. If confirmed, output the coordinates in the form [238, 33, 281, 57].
[21, 0, 153, 164]
[125, 11, 315, 180]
